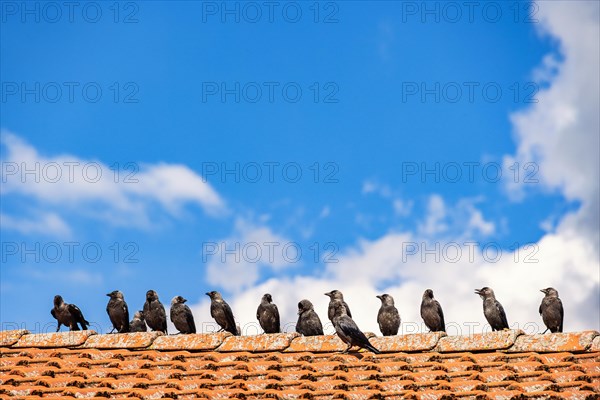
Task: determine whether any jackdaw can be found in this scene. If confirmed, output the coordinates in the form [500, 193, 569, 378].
[420, 289, 446, 332]
[475, 287, 509, 331]
[170, 296, 196, 334]
[296, 299, 324, 336]
[143, 290, 167, 334]
[206, 291, 238, 335]
[539, 287, 564, 333]
[376, 294, 400, 336]
[332, 302, 380, 354]
[256, 293, 280, 334]
[325, 290, 352, 322]
[51, 295, 89, 332]
[129, 310, 147, 332]
[106, 290, 129, 333]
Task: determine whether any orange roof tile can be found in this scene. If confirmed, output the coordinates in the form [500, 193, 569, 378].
[0, 329, 598, 399]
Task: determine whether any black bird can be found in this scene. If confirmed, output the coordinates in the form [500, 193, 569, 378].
[376, 294, 400, 336]
[170, 296, 196, 334]
[256, 293, 280, 334]
[296, 299, 324, 336]
[475, 287, 509, 331]
[539, 287, 564, 333]
[332, 302, 380, 354]
[50, 295, 89, 332]
[106, 290, 129, 333]
[143, 290, 167, 334]
[206, 291, 238, 335]
[325, 290, 352, 322]
[129, 311, 147, 332]
[420, 289, 446, 332]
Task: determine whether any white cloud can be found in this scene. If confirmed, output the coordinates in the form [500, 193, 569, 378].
[417, 195, 495, 239]
[1, 132, 226, 233]
[205, 218, 296, 292]
[0, 212, 71, 237]
[502, 2, 599, 238]
[393, 199, 413, 217]
[362, 179, 414, 218]
[191, 1, 599, 335]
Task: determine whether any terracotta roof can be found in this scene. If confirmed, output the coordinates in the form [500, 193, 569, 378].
[1, 329, 599, 399]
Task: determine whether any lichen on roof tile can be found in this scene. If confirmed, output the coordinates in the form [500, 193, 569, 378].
[370, 332, 446, 353]
[150, 332, 231, 351]
[12, 331, 96, 348]
[2, 329, 600, 399]
[435, 330, 524, 353]
[0, 330, 30, 347]
[285, 334, 350, 353]
[589, 334, 600, 352]
[508, 331, 600, 353]
[217, 332, 300, 352]
[81, 332, 162, 349]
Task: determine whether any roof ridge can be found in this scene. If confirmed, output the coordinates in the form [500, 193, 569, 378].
[1, 329, 599, 354]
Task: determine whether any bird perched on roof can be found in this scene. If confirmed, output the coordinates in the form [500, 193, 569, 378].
[51, 295, 89, 332]
[256, 293, 280, 334]
[206, 291, 238, 335]
[332, 302, 380, 354]
[420, 289, 446, 332]
[325, 290, 352, 322]
[376, 294, 400, 336]
[296, 299, 324, 336]
[143, 290, 167, 334]
[129, 311, 147, 332]
[475, 287, 509, 331]
[170, 296, 196, 334]
[539, 287, 564, 333]
[106, 290, 129, 333]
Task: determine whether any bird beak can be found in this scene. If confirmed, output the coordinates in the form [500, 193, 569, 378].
[540, 289, 546, 294]
[182, 298, 187, 303]
[205, 292, 210, 296]
[376, 295, 382, 300]
[474, 289, 481, 295]
[324, 292, 330, 297]
[106, 293, 110, 297]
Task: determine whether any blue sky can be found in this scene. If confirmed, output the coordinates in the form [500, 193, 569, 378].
[1, 1, 598, 335]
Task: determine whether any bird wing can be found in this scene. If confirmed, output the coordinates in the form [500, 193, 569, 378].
[223, 302, 237, 333]
[339, 316, 369, 346]
[273, 304, 281, 330]
[495, 300, 509, 329]
[67, 304, 89, 327]
[557, 298, 564, 332]
[123, 302, 130, 322]
[539, 302, 543, 315]
[435, 300, 446, 331]
[310, 311, 324, 334]
[158, 304, 168, 333]
[185, 305, 196, 333]
[256, 304, 262, 321]
[123, 302, 130, 331]
[344, 301, 352, 319]
[51, 308, 57, 319]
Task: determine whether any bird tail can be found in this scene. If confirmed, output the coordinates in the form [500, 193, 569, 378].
[365, 343, 381, 354]
[228, 327, 239, 336]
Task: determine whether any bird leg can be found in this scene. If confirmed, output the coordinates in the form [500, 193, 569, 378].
[109, 327, 115, 334]
[55, 323, 61, 332]
[342, 344, 352, 354]
[542, 328, 548, 334]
